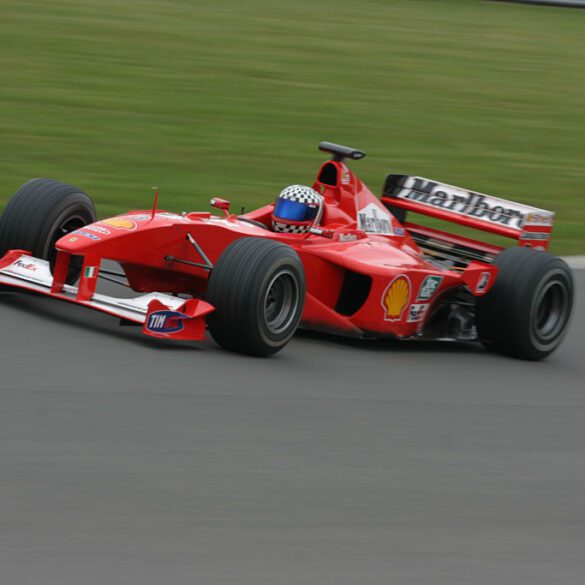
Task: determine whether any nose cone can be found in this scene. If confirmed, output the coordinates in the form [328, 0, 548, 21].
[55, 212, 184, 252]
[57, 227, 104, 251]
[55, 215, 142, 251]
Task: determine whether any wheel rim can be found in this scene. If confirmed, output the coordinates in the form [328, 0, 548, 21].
[263, 269, 300, 335]
[531, 276, 571, 344]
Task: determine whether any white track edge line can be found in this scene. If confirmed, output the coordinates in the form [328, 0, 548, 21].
[562, 256, 585, 269]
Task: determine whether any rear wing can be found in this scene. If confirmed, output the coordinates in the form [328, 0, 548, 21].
[382, 175, 555, 251]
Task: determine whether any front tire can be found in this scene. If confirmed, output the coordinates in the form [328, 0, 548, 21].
[476, 247, 574, 360]
[206, 237, 305, 356]
[0, 178, 96, 283]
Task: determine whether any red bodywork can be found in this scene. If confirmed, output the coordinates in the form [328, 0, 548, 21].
[47, 157, 503, 341]
[2, 148, 554, 342]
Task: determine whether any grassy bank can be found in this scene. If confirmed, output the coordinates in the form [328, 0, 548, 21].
[1, 0, 583, 253]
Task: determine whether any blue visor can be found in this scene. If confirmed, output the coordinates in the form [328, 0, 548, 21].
[273, 198, 319, 222]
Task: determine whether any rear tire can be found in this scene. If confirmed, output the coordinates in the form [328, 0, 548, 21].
[206, 237, 305, 356]
[476, 247, 574, 360]
[0, 178, 96, 283]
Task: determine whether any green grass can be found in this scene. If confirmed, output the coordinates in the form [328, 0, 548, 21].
[0, 0, 584, 253]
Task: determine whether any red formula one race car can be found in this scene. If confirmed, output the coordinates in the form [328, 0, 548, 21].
[0, 142, 575, 359]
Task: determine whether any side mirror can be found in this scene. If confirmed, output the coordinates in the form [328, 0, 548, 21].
[210, 197, 231, 214]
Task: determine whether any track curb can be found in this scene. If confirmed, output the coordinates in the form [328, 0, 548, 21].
[562, 256, 585, 269]
[491, 0, 585, 8]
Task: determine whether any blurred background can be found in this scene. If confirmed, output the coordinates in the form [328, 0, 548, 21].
[0, 0, 583, 253]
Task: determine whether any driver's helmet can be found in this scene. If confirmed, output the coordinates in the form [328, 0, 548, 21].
[272, 185, 324, 234]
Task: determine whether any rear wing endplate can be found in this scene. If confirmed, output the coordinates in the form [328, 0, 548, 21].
[382, 175, 555, 250]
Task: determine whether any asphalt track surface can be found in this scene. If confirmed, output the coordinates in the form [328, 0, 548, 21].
[1, 269, 584, 585]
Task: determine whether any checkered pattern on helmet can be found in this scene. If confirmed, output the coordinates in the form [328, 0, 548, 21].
[272, 185, 323, 234]
[278, 185, 322, 206]
[272, 221, 309, 234]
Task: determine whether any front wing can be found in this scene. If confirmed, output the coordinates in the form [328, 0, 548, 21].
[0, 251, 214, 341]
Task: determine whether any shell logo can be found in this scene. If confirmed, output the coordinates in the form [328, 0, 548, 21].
[100, 217, 137, 231]
[381, 275, 411, 321]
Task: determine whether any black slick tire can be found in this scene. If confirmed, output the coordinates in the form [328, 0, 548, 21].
[0, 178, 96, 282]
[206, 237, 305, 356]
[476, 247, 574, 361]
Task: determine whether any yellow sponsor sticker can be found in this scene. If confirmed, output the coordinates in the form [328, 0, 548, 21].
[100, 217, 137, 231]
[382, 275, 411, 322]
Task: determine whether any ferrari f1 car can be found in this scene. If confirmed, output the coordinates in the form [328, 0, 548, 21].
[0, 142, 574, 360]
